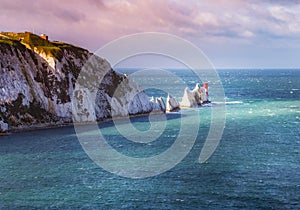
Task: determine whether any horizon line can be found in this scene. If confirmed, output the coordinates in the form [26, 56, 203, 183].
[114, 67, 300, 70]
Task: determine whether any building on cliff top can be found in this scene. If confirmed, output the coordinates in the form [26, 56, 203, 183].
[39, 34, 48, 41]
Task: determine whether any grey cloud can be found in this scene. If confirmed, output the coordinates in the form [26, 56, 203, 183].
[253, 0, 300, 5]
[50, 8, 86, 23]
[86, 0, 107, 9]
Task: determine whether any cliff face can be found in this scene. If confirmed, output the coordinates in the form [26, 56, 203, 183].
[0, 32, 156, 132]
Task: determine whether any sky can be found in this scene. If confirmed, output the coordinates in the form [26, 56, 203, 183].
[0, 0, 300, 69]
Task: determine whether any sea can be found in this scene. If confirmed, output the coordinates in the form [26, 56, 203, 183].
[0, 69, 299, 209]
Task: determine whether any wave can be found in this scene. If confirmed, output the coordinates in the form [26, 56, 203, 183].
[226, 101, 244, 104]
[212, 101, 244, 105]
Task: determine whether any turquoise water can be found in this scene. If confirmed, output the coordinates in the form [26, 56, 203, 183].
[0, 69, 299, 209]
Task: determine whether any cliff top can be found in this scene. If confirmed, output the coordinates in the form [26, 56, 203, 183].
[0, 32, 88, 60]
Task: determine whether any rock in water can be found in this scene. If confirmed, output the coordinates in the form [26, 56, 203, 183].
[0, 120, 8, 132]
[150, 96, 166, 113]
[180, 84, 207, 107]
[166, 94, 180, 112]
[180, 87, 197, 107]
[193, 83, 207, 104]
[156, 97, 166, 112]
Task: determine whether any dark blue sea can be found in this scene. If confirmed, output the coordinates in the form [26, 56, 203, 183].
[0, 69, 299, 209]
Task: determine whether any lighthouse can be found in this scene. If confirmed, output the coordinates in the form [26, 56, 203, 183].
[202, 82, 210, 103]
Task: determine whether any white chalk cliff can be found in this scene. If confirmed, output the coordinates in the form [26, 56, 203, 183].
[0, 32, 161, 132]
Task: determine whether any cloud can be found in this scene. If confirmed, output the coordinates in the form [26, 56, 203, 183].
[241, 30, 255, 38]
[268, 5, 300, 34]
[194, 12, 219, 27]
[1, 0, 299, 42]
[255, 0, 300, 6]
[0, 0, 299, 67]
[47, 6, 86, 23]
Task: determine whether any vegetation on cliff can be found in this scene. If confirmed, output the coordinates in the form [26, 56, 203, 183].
[0, 32, 87, 61]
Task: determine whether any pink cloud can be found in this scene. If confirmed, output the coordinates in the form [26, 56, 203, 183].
[0, 0, 299, 51]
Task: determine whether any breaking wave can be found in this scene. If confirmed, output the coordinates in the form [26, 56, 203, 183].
[212, 101, 244, 105]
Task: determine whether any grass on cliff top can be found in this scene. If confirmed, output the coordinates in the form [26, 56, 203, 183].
[0, 38, 20, 46]
[0, 32, 87, 60]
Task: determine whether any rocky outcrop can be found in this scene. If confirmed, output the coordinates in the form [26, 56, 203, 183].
[0, 120, 8, 132]
[180, 83, 207, 107]
[0, 32, 160, 132]
[150, 96, 166, 113]
[166, 94, 180, 112]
